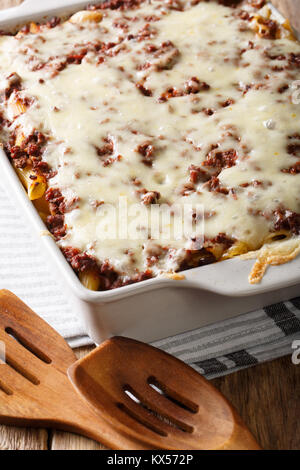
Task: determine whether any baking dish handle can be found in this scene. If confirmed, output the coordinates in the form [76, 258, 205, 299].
[19, 0, 90, 10]
[0, 0, 95, 23]
[179, 254, 300, 297]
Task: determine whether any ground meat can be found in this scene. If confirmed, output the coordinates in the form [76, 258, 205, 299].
[95, 138, 122, 166]
[158, 87, 183, 102]
[257, 18, 279, 40]
[288, 53, 300, 69]
[204, 176, 229, 194]
[273, 209, 300, 235]
[144, 40, 180, 70]
[179, 248, 216, 271]
[87, 0, 144, 11]
[220, 98, 235, 107]
[136, 23, 156, 41]
[69, 252, 99, 273]
[287, 143, 300, 157]
[164, 0, 184, 11]
[96, 138, 114, 158]
[111, 270, 153, 289]
[62, 246, 151, 291]
[248, 0, 266, 7]
[281, 162, 300, 174]
[136, 141, 156, 166]
[189, 164, 210, 184]
[31, 41, 102, 76]
[208, 233, 235, 249]
[144, 242, 165, 266]
[240, 180, 263, 187]
[159, 78, 210, 102]
[178, 182, 196, 196]
[288, 133, 300, 140]
[218, 0, 242, 6]
[7, 145, 28, 168]
[203, 148, 238, 170]
[2, 72, 21, 100]
[45, 187, 65, 215]
[238, 10, 251, 21]
[139, 190, 160, 205]
[46, 17, 61, 28]
[66, 48, 89, 65]
[278, 83, 289, 94]
[46, 214, 66, 239]
[202, 108, 215, 116]
[184, 77, 210, 94]
[5, 130, 46, 169]
[32, 159, 56, 179]
[62, 247, 94, 271]
[238, 82, 265, 95]
[12, 155, 28, 169]
[136, 81, 152, 97]
[23, 130, 46, 152]
[144, 15, 161, 22]
[113, 18, 129, 30]
[50, 60, 67, 77]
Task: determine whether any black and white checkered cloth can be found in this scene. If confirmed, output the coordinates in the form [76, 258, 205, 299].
[153, 299, 300, 378]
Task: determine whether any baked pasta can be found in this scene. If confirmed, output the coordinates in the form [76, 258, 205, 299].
[0, 0, 300, 290]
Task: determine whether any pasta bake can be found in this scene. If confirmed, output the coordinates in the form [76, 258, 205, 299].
[0, 0, 300, 290]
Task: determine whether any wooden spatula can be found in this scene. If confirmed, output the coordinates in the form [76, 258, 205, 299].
[0, 289, 141, 449]
[0, 290, 260, 449]
[68, 337, 261, 450]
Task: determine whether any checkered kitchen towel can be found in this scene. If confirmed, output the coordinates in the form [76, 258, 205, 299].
[153, 302, 300, 378]
[0, 183, 300, 379]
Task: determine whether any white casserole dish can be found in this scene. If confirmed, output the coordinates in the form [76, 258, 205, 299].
[1, 0, 300, 344]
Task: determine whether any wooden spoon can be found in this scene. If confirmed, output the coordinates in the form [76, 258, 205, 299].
[0, 289, 260, 449]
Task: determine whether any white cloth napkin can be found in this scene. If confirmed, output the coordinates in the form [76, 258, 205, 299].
[0, 182, 93, 348]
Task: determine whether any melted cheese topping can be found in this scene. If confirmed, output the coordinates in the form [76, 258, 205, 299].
[1, 0, 300, 284]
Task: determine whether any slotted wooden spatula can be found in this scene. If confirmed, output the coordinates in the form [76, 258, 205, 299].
[68, 336, 261, 450]
[0, 289, 260, 449]
[0, 289, 141, 449]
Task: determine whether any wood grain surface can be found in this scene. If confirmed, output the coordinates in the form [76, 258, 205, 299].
[0, 0, 299, 450]
[272, 0, 300, 33]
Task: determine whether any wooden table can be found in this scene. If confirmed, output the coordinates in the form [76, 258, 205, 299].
[0, 0, 299, 450]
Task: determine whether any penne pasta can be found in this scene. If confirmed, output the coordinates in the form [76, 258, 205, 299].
[8, 93, 27, 117]
[69, 10, 103, 24]
[15, 130, 26, 147]
[16, 167, 47, 201]
[33, 196, 51, 222]
[281, 19, 296, 41]
[79, 271, 101, 291]
[251, 11, 295, 40]
[263, 230, 289, 243]
[251, 15, 272, 38]
[207, 244, 224, 260]
[222, 241, 249, 260]
[29, 22, 39, 34]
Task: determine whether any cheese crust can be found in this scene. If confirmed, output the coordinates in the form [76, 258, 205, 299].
[1, 0, 300, 290]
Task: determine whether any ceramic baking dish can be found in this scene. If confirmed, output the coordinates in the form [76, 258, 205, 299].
[1, 0, 300, 344]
